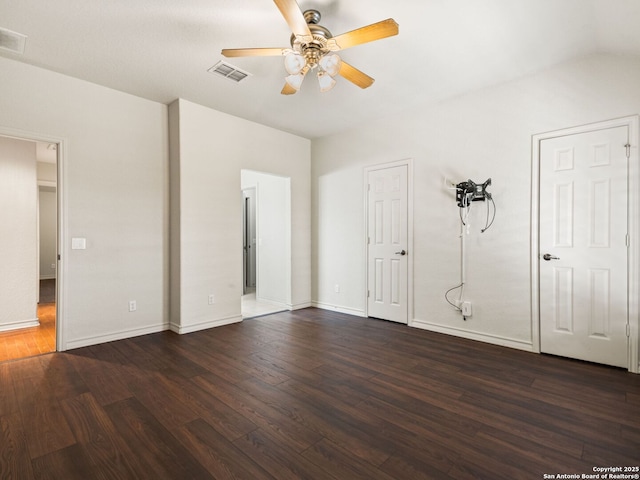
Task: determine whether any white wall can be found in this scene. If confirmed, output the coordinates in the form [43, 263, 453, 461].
[0, 56, 169, 349]
[311, 53, 640, 350]
[242, 170, 291, 306]
[0, 136, 38, 331]
[39, 187, 57, 280]
[37, 161, 57, 182]
[169, 99, 310, 334]
[38, 161, 57, 281]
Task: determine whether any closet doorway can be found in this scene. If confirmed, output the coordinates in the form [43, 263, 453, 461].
[0, 135, 59, 362]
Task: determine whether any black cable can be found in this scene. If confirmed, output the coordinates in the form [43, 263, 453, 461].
[481, 195, 496, 233]
[445, 283, 463, 311]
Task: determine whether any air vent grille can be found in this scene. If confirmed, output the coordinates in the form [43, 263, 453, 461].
[0, 27, 27, 54]
[208, 61, 251, 83]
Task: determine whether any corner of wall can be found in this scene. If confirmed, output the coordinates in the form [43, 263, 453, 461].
[168, 99, 181, 328]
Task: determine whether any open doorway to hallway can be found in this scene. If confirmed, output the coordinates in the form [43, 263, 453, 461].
[241, 169, 291, 319]
[0, 137, 58, 362]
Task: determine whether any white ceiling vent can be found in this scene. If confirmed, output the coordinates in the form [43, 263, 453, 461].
[208, 61, 251, 83]
[0, 27, 27, 54]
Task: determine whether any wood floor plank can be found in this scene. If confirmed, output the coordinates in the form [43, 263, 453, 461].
[178, 418, 275, 480]
[0, 413, 35, 480]
[18, 399, 76, 460]
[0, 363, 19, 417]
[158, 337, 255, 385]
[353, 394, 480, 453]
[131, 331, 210, 378]
[370, 371, 586, 458]
[123, 372, 201, 430]
[38, 354, 88, 401]
[239, 376, 393, 466]
[104, 397, 213, 479]
[31, 444, 101, 480]
[459, 388, 629, 453]
[379, 446, 457, 480]
[302, 437, 398, 480]
[63, 351, 133, 406]
[0, 308, 638, 479]
[233, 428, 340, 480]
[192, 372, 323, 452]
[248, 350, 370, 407]
[10, 358, 76, 460]
[474, 429, 594, 475]
[208, 349, 292, 386]
[150, 370, 259, 441]
[58, 392, 141, 479]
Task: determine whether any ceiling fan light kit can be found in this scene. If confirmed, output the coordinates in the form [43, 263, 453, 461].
[221, 0, 398, 95]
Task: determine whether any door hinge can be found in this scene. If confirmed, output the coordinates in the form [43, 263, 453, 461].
[626, 234, 630, 248]
[57, 254, 61, 260]
[627, 323, 631, 337]
[367, 290, 370, 298]
[625, 143, 631, 158]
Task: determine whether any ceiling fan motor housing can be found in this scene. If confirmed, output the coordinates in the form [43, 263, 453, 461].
[303, 9, 322, 25]
[289, 10, 333, 68]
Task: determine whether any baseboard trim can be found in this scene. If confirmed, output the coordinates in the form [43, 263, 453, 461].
[170, 314, 242, 335]
[411, 319, 534, 352]
[64, 323, 169, 350]
[0, 318, 40, 332]
[312, 302, 366, 317]
[255, 298, 290, 311]
[290, 301, 312, 310]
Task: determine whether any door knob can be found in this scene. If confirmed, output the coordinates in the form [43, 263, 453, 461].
[542, 253, 560, 261]
[395, 249, 407, 256]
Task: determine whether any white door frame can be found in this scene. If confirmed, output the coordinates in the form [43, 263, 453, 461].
[364, 158, 414, 324]
[242, 187, 257, 294]
[531, 116, 639, 373]
[0, 125, 66, 352]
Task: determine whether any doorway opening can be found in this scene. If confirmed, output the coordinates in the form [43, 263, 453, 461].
[240, 169, 291, 319]
[0, 136, 59, 362]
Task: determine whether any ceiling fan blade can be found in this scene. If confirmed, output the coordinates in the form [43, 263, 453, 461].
[273, 0, 313, 42]
[281, 83, 298, 95]
[338, 61, 375, 89]
[327, 18, 399, 51]
[222, 48, 288, 57]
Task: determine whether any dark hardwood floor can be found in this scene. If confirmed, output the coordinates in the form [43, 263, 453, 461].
[1, 308, 639, 479]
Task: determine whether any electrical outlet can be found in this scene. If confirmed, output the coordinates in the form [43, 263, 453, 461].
[334, 284, 340, 293]
[462, 301, 472, 317]
[208, 294, 215, 305]
[129, 300, 137, 312]
[50, 263, 56, 269]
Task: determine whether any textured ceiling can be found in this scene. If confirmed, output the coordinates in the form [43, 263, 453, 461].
[1, 0, 640, 139]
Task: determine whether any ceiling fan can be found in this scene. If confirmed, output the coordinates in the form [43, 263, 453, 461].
[221, 0, 399, 95]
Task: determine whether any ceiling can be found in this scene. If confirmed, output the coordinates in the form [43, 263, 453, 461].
[1, 0, 640, 139]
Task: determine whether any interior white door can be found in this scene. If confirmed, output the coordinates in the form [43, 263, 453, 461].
[367, 165, 408, 324]
[539, 125, 629, 368]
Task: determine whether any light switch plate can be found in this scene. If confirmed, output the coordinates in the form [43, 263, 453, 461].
[71, 237, 86, 250]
